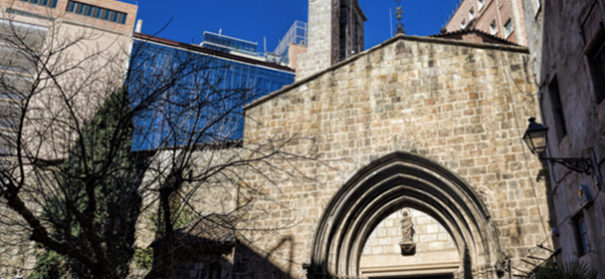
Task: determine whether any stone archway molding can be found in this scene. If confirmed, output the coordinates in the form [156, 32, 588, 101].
[307, 152, 505, 279]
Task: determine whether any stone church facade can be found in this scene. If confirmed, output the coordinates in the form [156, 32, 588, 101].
[0, 0, 554, 278]
[228, 1, 553, 278]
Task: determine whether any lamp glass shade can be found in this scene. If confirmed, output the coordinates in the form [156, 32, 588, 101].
[523, 118, 548, 155]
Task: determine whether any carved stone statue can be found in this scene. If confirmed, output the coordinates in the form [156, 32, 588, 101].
[399, 209, 416, 256]
[400, 210, 414, 243]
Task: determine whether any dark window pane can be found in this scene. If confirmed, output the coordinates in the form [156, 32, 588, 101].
[50, 0, 57, 8]
[548, 77, 567, 142]
[66, 0, 74, 11]
[591, 43, 605, 103]
[105, 10, 112, 21]
[574, 214, 590, 256]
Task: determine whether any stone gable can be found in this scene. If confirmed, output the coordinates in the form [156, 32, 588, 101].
[241, 35, 551, 278]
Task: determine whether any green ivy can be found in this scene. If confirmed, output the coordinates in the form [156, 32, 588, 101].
[26, 250, 68, 279]
[132, 247, 154, 270]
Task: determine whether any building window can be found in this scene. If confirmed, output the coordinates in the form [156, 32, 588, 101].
[504, 19, 513, 38]
[489, 20, 498, 35]
[588, 41, 605, 103]
[65, 0, 127, 24]
[573, 213, 590, 256]
[339, 0, 349, 61]
[19, 0, 57, 8]
[582, 1, 605, 103]
[549, 76, 568, 142]
[461, 19, 467, 29]
[469, 7, 475, 20]
[478, 0, 484, 10]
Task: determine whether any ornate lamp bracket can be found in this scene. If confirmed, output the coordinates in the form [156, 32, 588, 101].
[539, 155, 594, 175]
[538, 149, 602, 190]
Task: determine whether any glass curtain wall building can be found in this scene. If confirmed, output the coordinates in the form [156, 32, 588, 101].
[273, 21, 308, 65]
[200, 31, 259, 56]
[128, 33, 295, 151]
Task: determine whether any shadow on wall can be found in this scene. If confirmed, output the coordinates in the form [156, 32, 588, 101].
[151, 219, 295, 279]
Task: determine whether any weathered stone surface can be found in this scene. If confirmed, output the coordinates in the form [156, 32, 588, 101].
[524, 0, 605, 277]
[241, 35, 551, 278]
[360, 209, 459, 277]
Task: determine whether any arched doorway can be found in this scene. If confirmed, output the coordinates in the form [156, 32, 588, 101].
[307, 152, 506, 279]
[359, 208, 460, 278]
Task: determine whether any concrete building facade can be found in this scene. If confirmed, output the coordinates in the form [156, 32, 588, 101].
[0, 0, 137, 276]
[445, 0, 528, 46]
[523, 0, 605, 277]
[0, 0, 137, 159]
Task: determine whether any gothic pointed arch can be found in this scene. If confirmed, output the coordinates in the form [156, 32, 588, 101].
[308, 152, 505, 279]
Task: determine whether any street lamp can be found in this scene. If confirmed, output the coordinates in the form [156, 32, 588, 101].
[523, 117, 596, 175]
[523, 117, 548, 155]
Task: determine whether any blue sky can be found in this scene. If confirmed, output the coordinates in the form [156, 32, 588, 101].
[134, 0, 460, 51]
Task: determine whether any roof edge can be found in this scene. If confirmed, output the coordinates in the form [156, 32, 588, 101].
[244, 34, 529, 111]
[353, 0, 367, 21]
[133, 33, 294, 73]
[430, 28, 520, 47]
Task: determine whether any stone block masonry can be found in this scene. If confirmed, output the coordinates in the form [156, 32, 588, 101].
[241, 35, 551, 278]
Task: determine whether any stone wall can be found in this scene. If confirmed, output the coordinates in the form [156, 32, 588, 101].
[521, 0, 543, 83]
[242, 35, 551, 278]
[297, 0, 365, 80]
[297, 0, 337, 80]
[532, 0, 605, 276]
[360, 209, 459, 278]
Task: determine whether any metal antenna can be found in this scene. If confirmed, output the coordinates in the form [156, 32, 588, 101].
[395, 0, 405, 35]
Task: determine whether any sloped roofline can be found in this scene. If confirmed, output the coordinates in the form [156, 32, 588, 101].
[430, 28, 520, 46]
[244, 33, 528, 110]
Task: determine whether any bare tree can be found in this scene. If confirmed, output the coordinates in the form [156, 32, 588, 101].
[0, 9, 314, 279]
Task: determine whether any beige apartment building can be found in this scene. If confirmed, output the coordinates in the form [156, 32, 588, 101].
[445, 0, 528, 46]
[0, 0, 137, 276]
[0, 0, 136, 159]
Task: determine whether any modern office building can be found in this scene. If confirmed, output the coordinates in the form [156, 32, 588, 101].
[129, 31, 295, 151]
[445, 0, 528, 46]
[273, 20, 308, 70]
